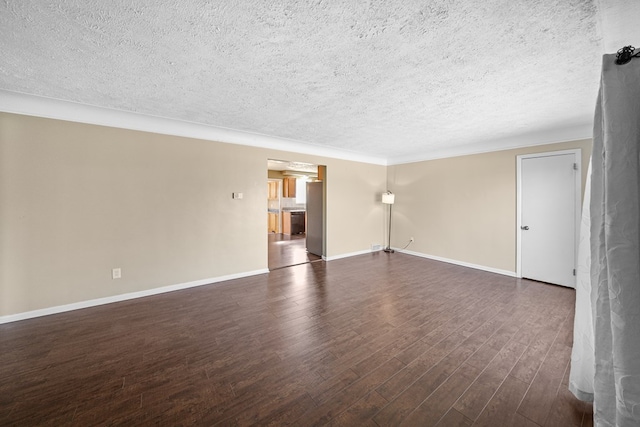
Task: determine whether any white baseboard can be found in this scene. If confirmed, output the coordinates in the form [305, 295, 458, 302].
[0, 269, 269, 324]
[1, 251, 515, 324]
[399, 249, 517, 277]
[325, 247, 515, 279]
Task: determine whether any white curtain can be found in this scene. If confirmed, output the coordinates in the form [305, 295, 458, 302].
[571, 50, 640, 426]
[569, 159, 595, 402]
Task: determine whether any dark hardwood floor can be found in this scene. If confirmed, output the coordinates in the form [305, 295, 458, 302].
[0, 253, 592, 426]
[268, 232, 322, 270]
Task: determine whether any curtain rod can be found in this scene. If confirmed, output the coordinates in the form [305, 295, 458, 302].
[616, 46, 640, 65]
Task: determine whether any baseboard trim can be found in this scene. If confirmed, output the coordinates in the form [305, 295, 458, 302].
[324, 248, 515, 278]
[399, 249, 517, 277]
[0, 269, 269, 324]
[1, 252, 515, 324]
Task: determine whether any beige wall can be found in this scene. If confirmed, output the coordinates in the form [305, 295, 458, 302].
[0, 113, 387, 316]
[0, 111, 592, 317]
[387, 139, 592, 273]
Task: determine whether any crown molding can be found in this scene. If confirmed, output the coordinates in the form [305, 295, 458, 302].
[386, 123, 593, 165]
[0, 90, 593, 166]
[0, 90, 388, 166]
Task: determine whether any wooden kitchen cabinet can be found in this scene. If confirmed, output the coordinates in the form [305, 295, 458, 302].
[318, 165, 325, 181]
[282, 212, 290, 235]
[268, 213, 278, 233]
[267, 181, 278, 199]
[283, 177, 296, 198]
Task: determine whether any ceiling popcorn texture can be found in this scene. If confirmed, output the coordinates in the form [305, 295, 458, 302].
[0, 1, 625, 162]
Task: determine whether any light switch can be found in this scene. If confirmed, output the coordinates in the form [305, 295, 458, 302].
[233, 192, 243, 199]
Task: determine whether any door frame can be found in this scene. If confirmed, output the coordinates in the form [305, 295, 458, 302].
[516, 149, 582, 282]
[266, 161, 327, 269]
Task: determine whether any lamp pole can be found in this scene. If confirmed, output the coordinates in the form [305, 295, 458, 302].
[384, 199, 394, 253]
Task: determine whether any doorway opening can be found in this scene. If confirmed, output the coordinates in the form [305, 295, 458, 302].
[267, 159, 326, 270]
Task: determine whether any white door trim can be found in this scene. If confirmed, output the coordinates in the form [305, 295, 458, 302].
[516, 149, 582, 282]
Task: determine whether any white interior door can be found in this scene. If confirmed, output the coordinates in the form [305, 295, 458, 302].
[518, 151, 579, 287]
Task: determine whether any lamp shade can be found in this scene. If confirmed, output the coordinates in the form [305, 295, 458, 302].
[382, 192, 395, 204]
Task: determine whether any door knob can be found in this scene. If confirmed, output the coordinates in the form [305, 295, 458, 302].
[521, 225, 529, 230]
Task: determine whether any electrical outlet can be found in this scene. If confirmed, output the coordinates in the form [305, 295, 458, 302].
[112, 268, 121, 279]
[371, 244, 382, 251]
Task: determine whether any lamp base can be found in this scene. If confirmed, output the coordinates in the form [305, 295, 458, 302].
[383, 248, 395, 253]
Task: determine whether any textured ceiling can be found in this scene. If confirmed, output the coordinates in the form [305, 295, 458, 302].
[0, 1, 637, 163]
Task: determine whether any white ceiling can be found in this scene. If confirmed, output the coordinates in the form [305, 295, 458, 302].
[268, 159, 317, 174]
[1, 1, 639, 164]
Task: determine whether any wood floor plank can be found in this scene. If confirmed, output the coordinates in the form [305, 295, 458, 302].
[518, 319, 574, 425]
[375, 329, 468, 402]
[399, 363, 481, 427]
[435, 409, 473, 426]
[545, 385, 588, 427]
[510, 327, 559, 384]
[0, 253, 591, 426]
[310, 369, 361, 404]
[553, 348, 589, 427]
[453, 339, 528, 420]
[328, 391, 388, 426]
[220, 391, 316, 426]
[582, 402, 594, 427]
[473, 375, 532, 427]
[351, 331, 426, 377]
[252, 393, 317, 427]
[295, 357, 405, 426]
[464, 311, 529, 371]
[373, 339, 482, 425]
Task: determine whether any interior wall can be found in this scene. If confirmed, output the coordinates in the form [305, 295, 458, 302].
[324, 158, 388, 255]
[387, 139, 592, 274]
[0, 110, 590, 317]
[0, 113, 387, 317]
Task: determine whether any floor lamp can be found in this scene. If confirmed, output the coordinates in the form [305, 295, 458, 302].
[382, 191, 395, 253]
